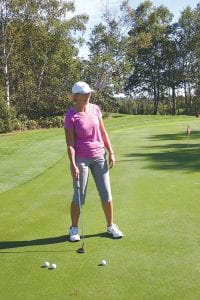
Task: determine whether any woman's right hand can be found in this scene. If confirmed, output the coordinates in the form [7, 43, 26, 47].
[71, 165, 80, 180]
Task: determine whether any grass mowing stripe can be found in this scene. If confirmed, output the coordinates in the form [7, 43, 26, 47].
[104, 114, 196, 133]
[0, 128, 66, 193]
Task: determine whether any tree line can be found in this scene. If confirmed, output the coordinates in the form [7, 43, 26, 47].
[0, 0, 200, 132]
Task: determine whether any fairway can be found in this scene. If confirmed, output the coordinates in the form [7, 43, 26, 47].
[0, 115, 200, 300]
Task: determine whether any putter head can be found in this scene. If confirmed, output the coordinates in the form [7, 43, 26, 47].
[77, 247, 85, 254]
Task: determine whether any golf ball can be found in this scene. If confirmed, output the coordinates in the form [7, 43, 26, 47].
[43, 261, 50, 267]
[51, 263, 57, 269]
[101, 259, 107, 266]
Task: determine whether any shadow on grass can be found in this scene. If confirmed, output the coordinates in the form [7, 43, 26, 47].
[149, 130, 200, 141]
[122, 131, 200, 172]
[0, 235, 68, 252]
[0, 232, 112, 251]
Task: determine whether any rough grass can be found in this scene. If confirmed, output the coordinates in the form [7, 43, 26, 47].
[0, 115, 200, 300]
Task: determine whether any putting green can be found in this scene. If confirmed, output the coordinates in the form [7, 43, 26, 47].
[0, 115, 200, 299]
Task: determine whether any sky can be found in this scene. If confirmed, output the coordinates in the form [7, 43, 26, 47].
[72, 0, 200, 57]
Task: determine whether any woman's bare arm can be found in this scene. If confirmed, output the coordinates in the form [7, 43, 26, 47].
[99, 117, 115, 168]
[64, 127, 79, 179]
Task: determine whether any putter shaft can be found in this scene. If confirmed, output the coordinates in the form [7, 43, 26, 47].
[77, 179, 85, 252]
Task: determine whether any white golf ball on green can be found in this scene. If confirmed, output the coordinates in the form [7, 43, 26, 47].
[43, 261, 50, 267]
[51, 263, 57, 269]
[101, 259, 107, 266]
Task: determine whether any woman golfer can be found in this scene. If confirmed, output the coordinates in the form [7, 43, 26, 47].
[64, 81, 123, 241]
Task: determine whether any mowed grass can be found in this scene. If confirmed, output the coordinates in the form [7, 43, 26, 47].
[0, 115, 200, 300]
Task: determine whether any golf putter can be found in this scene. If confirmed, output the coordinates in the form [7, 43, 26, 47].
[76, 179, 85, 254]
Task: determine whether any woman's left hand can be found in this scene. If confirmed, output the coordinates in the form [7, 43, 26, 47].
[109, 153, 116, 168]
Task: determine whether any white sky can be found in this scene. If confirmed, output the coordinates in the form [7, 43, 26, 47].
[72, 0, 200, 57]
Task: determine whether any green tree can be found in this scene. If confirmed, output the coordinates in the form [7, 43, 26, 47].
[193, 4, 200, 104]
[0, 0, 89, 118]
[160, 23, 185, 115]
[84, 2, 131, 112]
[0, 0, 22, 107]
[126, 1, 173, 114]
[177, 6, 198, 115]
